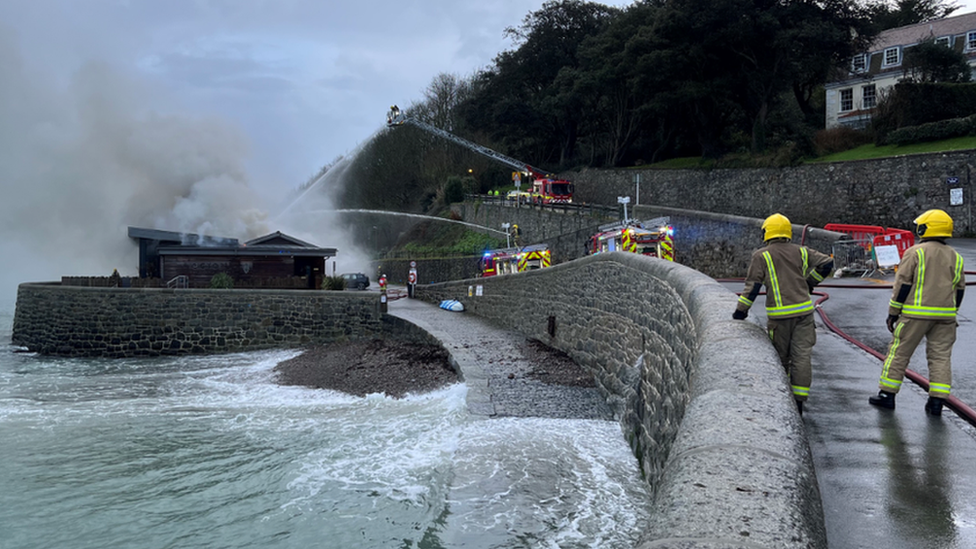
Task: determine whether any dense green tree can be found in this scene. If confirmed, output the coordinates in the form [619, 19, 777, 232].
[461, 0, 618, 168]
[869, 0, 960, 31]
[902, 38, 973, 83]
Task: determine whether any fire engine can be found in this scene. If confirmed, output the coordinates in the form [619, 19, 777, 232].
[480, 244, 552, 277]
[588, 217, 675, 261]
[387, 106, 574, 204]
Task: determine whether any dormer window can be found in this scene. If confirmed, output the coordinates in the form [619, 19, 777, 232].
[852, 54, 867, 72]
[883, 47, 901, 67]
[936, 36, 951, 48]
[968, 31, 976, 50]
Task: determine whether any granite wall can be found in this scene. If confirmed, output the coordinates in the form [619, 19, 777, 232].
[416, 253, 826, 549]
[12, 284, 385, 357]
[567, 150, 976, 235]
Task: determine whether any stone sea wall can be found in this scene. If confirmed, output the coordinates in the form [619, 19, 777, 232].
[12, 283, 385, 357]
[416, 253, 826, 549]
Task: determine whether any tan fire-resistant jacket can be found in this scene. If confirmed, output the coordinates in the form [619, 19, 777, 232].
[737, 240, 833, 319]
[888, 240, 965, 319]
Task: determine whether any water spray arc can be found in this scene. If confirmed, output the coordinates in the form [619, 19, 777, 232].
[307, 209, 510, 236]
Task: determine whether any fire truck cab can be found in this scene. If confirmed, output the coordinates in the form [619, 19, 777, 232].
[480, 244, 552, 277]
[588, 217, 675, 261]
[531, 178, 574, 205]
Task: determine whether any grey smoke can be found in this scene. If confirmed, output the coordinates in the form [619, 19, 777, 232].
[0, 30, 273, 295]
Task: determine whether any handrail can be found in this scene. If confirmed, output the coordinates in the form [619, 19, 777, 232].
[166, 275, 188, 289]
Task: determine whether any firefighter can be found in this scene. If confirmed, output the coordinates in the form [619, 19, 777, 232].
[733, 213, 834, 415]
[869, 209, 965, 416]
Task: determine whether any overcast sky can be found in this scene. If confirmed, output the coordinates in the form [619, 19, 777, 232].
[1, 0, 637, 196]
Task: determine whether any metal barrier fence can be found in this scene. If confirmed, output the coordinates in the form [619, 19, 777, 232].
[832, 239, 876, 276]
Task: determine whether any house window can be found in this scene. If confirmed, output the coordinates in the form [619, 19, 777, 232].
[840, 88, 854, 112]
[968, 31, 976, 50]
[852, 54, 867, 72]
[883, 47, 900, 67]
[936, 36, 951, 48]
[862, 84, 877, 109]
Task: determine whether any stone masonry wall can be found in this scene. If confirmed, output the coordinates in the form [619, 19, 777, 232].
[416, 253, 826, 548]
[567, 150, 976, 235]
[453, 202, 845, 278]
[12, 283, 384, 358]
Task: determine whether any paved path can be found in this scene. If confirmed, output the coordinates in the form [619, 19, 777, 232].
[387, 295, 613, 421]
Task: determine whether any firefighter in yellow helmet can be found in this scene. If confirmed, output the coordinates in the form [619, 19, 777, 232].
[869, 209, 964, 416]
[733, 213, 834, 415]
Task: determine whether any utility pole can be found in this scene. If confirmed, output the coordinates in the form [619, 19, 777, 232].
[635, 173, 640, 206]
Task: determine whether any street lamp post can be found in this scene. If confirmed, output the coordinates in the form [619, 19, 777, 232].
[501, 223, 511, 248]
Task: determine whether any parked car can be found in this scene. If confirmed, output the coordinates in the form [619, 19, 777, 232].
[341, 273, 370, 290]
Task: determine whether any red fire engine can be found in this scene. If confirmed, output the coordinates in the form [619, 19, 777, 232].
[588, 217, 675, 261]
[387, 106, 573, 204]
[480, 244, 552, 277]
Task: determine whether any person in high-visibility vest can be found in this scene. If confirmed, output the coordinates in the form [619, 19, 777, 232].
[733, 213, 834, 416]
[869, 209, 965, 416]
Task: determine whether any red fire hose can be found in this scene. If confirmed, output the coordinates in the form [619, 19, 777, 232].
[723, 276, 976, 426]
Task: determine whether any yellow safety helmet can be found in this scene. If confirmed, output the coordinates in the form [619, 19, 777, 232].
[762, 213, 792, 241]
[914, 209, 953, 238]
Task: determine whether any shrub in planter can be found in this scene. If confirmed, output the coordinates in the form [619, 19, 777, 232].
[209, 272, 234, 289]
[322, 276, 346, 291]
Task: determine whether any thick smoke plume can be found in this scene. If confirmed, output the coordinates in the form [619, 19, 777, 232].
[0, 30, 270, 296]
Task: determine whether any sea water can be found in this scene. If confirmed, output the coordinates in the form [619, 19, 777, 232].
[0, 299, 650, 548]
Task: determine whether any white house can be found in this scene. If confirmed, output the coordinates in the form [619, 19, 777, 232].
[825, 11, 976, 129]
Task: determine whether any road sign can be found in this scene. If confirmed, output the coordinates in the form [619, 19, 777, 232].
[950, 187, 964, 206]
[947, 176, 960, 185]
[410, 260, 417, 268]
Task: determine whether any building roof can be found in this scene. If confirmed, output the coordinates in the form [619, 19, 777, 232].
[129, 226, 336, 258]
[244, 231, 318, 248]
[127, 226, 239, 247]
[868, 11, 976, 52]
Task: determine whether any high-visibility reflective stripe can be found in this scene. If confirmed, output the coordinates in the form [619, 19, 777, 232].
[660, 236, 675, 261]
[801, 248, 809, 278]
[880, 377, 903, 390]
[953, 253, 964, 289]
[811, 270, 824, 282]
[738, 296, 753, 306]
[762, 252, 782, 306]
[881, 322, 905, 390]
[914, 248, 926, 309]
[767, 300, 814, 317]
[901, 305, 957, 318]
[889, 300, 904, 309]
[930, 382, 951, 395]
[792, 385, 810, 397]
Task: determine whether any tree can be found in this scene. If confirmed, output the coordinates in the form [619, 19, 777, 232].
[870, 0, 960, 31]
[902, 38, 973, 83]
[460, 0, 618, 167]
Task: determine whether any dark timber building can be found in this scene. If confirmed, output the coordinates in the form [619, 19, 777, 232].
[128, 227, 337, 289]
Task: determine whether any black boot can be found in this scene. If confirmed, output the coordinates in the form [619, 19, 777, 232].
[869, 390, 896, 410]
[925, 397, 944, 417]
[796, 400, 803, 416]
